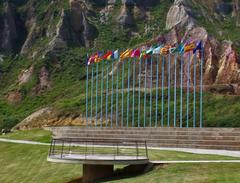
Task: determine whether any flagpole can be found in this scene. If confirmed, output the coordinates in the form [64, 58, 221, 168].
[121, 60, 125, 127]
[111, 59, 114, 127]
[180, 54, 183, 128]
[155, 54, 159, 127]
[132, 58, 136, 127]
[167, 53, 171, 127]
[161, 56, 165, 127]
[116, 56, 119, 127]
[86, 53, 89, 127]
[100, 60, 104, 128]
[127, 58, 131, 127]
[174, 54, 177, 127]
[138, 57, 142, 127]
[200, 47, 203, 128]
[186, 53, 190, 128]
[193, 52, 197, 128]
[90, 62, 94, 127]
[105, 61, 109, 127]
[144, 58, 147, 128]
[149, 54, 153, 127]
[95, 62, 99, 127]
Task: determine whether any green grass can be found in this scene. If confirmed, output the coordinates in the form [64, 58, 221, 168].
[108, 163, 240, 183]
[0, 142, 81, 183]
[0, 141, 240, 183]
[0, 129, 52, 143]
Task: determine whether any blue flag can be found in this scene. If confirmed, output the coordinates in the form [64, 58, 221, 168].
[193, 41, 202, 54]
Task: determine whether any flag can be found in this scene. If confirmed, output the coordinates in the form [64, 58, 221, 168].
[94, 52, 103, 63]
[114, 50, 119, 59]
[88, 55, 95, 65]
[193, 41, 202, 54]
[153, 45, 163, 54]
[140, 50, 146, 58]
[160, 45, 172, 55]
[131, 48, 141, 58]
[146, 47, 154, 55]
[120, 49, 133, 60]
[184, 42, 196, 53]
[170, 43, 184, 54]
[102, 51, 113, 60]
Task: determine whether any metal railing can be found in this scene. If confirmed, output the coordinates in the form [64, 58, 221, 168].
[48, 138, 148, 161]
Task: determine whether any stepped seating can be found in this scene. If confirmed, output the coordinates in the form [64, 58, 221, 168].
[50, 127, 240, 151]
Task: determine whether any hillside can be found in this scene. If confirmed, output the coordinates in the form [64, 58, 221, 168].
[0, 0, 240, 130]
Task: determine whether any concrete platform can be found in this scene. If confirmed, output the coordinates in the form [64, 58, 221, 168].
[48, 154, 149, 165]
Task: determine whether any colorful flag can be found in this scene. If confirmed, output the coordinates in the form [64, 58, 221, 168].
[146, 47, 154, 55]
[102, 51, 113, 60]
[193, 41, 202, 54]
[120, 49, 133, 60]
[160, 45, 172, 55]
[184, 42, 196, 53]
[88, 55, 95, 65]
[153, 45, 163, 54]
[94, 52, 103, 63]
[114, 50, 119, 59]
[131, 48, 141, 58]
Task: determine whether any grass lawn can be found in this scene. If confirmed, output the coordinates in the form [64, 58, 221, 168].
[0, 129, 52, 143]
[0, 142, 81, 183]
[1, 141, 240, 183]
[108, 163, 240, 183]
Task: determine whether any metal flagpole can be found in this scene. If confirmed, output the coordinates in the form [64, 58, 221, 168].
[200, 47, 203, 128]
[174, 54, 177, 127]
[116, 59, 119, 127]
[126, 59, 131, 127]
[100, 61, 104, 128]
[121, 61, 125, 127]
[90, 62, 94, 127]
[111, 60, 114, 127]
[144, 58, 147, 127]
[132, 58, 136, 127]
[186, 53, 191, 128]
[95, 62, 99, 127]
[161, 56, 165, 127]
[85, 53, 89, 127]
[138, 58, 142, 127]
[105, 62, 109, 127]
[95, 61, 100, 127]
[193, 52, 197, 128]
[180, 54, 183, 128]
[167, 53, 171, 127]
[155, 55, 159, 127]
[149, 54, 153, 127]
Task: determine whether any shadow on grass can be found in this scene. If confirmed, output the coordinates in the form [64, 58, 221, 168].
[67, 163, 162, 183]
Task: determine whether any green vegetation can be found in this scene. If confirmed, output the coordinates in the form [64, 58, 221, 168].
[0, 129, 52, 143]
[0, 142, 81, 183]
[108, 163, 240, 183]
[0, 141, 240, 183]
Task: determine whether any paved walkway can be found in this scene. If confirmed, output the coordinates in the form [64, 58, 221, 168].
[151, 160, 240, 164]
[1, 138, 240, 159]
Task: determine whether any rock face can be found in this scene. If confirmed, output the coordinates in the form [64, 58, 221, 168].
[6, 91, 22, 104]
[32, 66, 51, 95]
[13, 107, 86, 130]
[69, 0, 98, 47]
[0, 2, 18, 53]
[233, 0, 240, 27]
[166, 0, 195, 30]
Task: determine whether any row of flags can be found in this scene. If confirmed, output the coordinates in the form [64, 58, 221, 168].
[87, 41, 202, 65]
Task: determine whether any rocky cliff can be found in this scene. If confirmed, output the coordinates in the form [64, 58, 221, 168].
[0, 0, 240, 129]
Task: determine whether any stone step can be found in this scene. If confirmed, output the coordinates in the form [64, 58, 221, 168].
[50, 127, 240, 151]
[57, 133, 240, 141]
[59, 131, 240, 138]
[55, 135, 240, 146]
